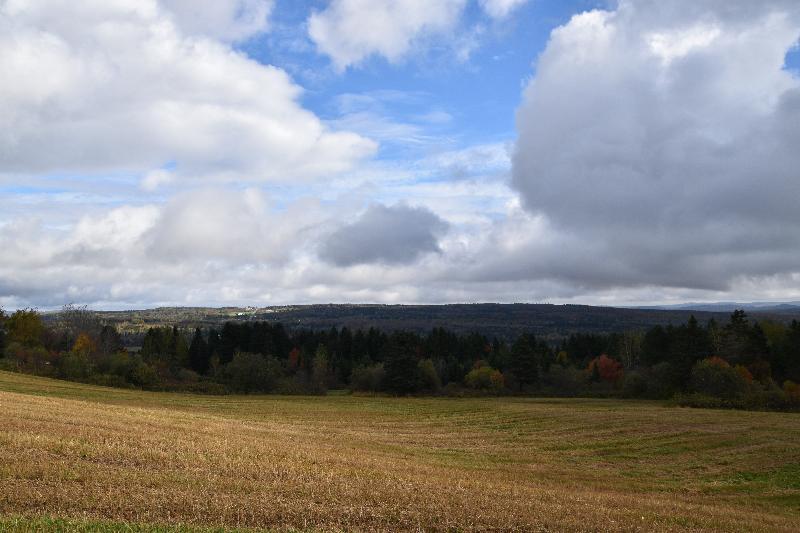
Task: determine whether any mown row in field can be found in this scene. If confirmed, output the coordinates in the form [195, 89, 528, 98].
[0, 371, 798, 531]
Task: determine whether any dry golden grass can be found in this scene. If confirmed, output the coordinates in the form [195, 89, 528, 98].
[0, 370, 799, 532]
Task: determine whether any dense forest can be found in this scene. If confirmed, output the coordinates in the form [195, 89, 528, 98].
[2, 306, 799, 410]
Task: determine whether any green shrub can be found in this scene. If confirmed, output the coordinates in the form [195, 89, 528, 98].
[350, 364, 385, 392]
[87, 374, 129, 388]
[274, 374, 313, 395]
[542, 365, 587, 396]
[586, 380, 615, 397]
[643, 362, 674, 399]
[176, 368, 200, 383]
[464, 365, 505, 393]
[128, 360, 158, 388]
[224, 352, 283, 393]
[442, 382, 466, 397]
[784, 380, 800, 406]
[622, 371, 648, 398]
[690, 357, 750, 402]
[417, 359, 441, 392]
[675, 393, 729, 409]
[106, 351, 133, 378]
[59, 352, 90, 380]
[179, 380, 229, 395]
[740, 387, 788, 411]
[5, 341, 54, 372]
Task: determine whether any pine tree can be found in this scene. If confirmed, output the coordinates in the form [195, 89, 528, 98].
[171, 326, 189, 368]
[383, 332, 420, 394]
[188, 328, 210, 375]
[510, 334, 539, 387]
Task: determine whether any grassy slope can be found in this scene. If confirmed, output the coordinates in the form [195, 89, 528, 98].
[0, 371, 798, 532]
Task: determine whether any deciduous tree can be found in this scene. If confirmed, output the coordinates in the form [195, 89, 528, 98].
[7, 309, 45, 348]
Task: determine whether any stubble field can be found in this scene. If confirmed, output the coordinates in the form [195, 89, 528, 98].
[0, 370, 798, 532]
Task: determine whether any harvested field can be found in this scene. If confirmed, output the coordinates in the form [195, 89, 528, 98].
[0, 370, 798, 531]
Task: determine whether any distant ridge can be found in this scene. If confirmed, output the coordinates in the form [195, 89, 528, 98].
[86, 303, 800, 341]
[635, 301, 800, 313]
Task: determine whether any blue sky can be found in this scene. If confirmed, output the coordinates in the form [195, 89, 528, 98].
[1, 0, 800, 310]
[243, 0, 607, 160]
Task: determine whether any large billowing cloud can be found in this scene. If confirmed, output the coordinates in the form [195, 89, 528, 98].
[510, 0, 800, 291]
[308, 0, 468, 70]
[0, 0, 375, 182]
[319, 204, 449, 266]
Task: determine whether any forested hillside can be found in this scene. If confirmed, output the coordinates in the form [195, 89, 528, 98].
[4, 306, 800, 410]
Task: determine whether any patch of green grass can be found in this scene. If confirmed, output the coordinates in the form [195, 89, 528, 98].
[0, 516, 265, 532]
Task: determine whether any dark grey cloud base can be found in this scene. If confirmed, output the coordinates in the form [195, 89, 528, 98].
[320, 204, 449, 266]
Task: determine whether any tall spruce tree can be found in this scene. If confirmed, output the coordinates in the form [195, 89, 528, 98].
[188, 328, 210, 375]
[383, 332, 420, 394]
[510, 334, 539, 387]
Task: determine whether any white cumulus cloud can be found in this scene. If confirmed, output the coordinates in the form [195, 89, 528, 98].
[161, 0, 273, 41]
[510, 0, 800, 291]
[0, 0, 376, 183]
[479, 0, 529, 19]
[308, 0, 468, 69]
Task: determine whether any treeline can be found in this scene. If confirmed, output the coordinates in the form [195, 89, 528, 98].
[1, 306, 799, 410]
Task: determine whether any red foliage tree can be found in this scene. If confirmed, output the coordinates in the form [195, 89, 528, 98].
[706, 356, 730, 368]
[588, 354, 624, 384]
[288, 347, 301, 371]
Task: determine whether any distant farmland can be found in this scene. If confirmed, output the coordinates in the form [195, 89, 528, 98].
[1, 371, 798, 532]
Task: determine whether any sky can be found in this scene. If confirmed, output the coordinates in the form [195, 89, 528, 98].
[1, 0, 800, 310]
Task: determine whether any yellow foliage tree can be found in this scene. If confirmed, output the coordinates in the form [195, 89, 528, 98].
[72, 333, 97, 357]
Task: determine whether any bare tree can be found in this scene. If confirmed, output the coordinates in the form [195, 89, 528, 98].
[57, 304, 102, 341]
[619, 331, 643, 369]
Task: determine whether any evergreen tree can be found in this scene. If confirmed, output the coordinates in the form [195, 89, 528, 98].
[0, 308, 7, 356]
[141, 327, 169, 362]
[188, 328, 210, 375]
[383, 332, 420, 394]
[311, 345, 329, 394]
[169, 326, 189, 369]
[667, 315, 711, 388]
[335, 327, 354, 382]
[782, 321, 800, 382]
[271, 323, 290, 359]
[641, 325, 671, 366]
[510, 334, 539, 387]
[745, 323, 769, 365]
[218, 323, 237, 365]
[98, 325, 123, 356]
[721, 310, 752, 364]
